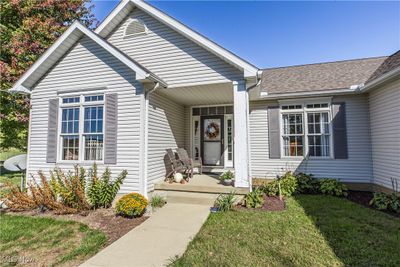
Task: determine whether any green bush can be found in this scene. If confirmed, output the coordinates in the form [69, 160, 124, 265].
[260, 172, 297, 197]
[369, 178, 400, 213]
[295, 173, 319, 194]
[115, 193, 148, 218]
[150, 194, 166, 209]
[319, 179, 348, 197]
[370, 193, 400, 213]
[87, 164, 127, 209]
[214, 192, 236, 212]
[244, 188, 264, 208]
[279, 172, 298, 196]
[262, 181, 279, 196]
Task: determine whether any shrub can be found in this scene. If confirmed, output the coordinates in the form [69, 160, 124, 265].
[214, 191, 236, 212]
[5, 164, 127, 213]
[244, 188, 264, 208]
[50, 166, 90, 211]
[279, 172, 298, 196]
[260, 171, 297, 197]
[319, 179, 348, 197]
[116, 193, 148, 218]
[262, 182, 279, 196]
[150, 194, 166, 209]
[295, 173, 319, 194]
[5, 172, 76, 214]
[369, 178, 400, 213]
[87, 164, 127, 209]
[220, 170, 234, 180]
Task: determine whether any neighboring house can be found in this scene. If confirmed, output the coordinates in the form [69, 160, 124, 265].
[10, 0, 400, 194]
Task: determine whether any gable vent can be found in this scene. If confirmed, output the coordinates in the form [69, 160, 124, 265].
[124, 19, 147, 37]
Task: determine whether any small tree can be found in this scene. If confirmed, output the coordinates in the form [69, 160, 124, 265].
[0, 0, 98, 150]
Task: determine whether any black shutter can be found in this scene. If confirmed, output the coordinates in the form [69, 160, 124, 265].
[332, 102, 348, 159]
[104, 93, 118, 164]
[268, 106, 281, 159]
[46, 99, 59, 163]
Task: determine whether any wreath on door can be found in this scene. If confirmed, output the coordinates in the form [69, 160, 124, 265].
[205, 122, 220, 139]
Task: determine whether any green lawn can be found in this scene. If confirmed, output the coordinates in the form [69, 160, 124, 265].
[0, 214, 107, 266]
[172, 195, 400, 267]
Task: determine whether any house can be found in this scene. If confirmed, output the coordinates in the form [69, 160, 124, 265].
[10, 0, 400, 195]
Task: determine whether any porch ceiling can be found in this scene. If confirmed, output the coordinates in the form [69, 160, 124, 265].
[156, 83, 233, 106]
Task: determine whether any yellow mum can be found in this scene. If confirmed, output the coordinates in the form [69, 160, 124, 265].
[115, 193, 148, 218]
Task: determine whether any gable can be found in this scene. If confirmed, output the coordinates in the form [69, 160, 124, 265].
[106, 8, 244, 87]
[34, 35, 142, 95]
[10, 21, 166, 93]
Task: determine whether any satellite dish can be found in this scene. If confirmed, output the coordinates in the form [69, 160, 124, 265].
[4, 154, 27, 172]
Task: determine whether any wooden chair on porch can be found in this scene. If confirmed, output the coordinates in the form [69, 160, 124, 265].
[176, 148, 202, 177]
[165, 148, 190, 181]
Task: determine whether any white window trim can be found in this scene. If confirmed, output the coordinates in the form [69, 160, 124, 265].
[123, 18, 148, 38]
[279, 98, 334, 159]
[57, 94, 105, 163]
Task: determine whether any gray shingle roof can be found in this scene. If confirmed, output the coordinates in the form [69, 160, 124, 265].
[261, 56, 388, 95]
[367, 50, 400, 83]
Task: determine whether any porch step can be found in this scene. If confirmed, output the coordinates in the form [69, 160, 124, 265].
[152, 191, 218, 206]
[154, 181, 249, 195]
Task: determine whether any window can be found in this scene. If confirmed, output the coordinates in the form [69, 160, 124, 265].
[124, 19, 147, 37]
[84, 106, 104, 160]
[307, 112, 330, 157]
[61, 108, 80, 160]
[62, 97, 80, 104]
[280, 101, 332, 158]
[59, 95, 104, 161]
[85, 95, 104, 102]
[282, 113, 304, 156]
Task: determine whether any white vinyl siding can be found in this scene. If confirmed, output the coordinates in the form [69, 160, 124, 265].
[107, 9, 243, 87]
[249, 94, 373, 183]
[147, 92, 185, 191]
[369, 79, 400, 189]
[27, 35, 143, 193]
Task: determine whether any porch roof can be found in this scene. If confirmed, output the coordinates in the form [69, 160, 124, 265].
[156, 83, 233, 106]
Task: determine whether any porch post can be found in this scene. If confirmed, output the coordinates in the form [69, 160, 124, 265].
[233, 80, 250, 188]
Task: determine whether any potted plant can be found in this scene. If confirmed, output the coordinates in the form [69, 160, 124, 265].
[220, 170, 234, 186]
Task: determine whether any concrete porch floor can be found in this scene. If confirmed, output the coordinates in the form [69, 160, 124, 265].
[154, 174, 250, 195]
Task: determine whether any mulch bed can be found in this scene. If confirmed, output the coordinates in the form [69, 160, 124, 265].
[347, 190, 400, 218]
[236, 195, 286, 212]
[262, 196, 286, 211]
[4, 208, 148, 245]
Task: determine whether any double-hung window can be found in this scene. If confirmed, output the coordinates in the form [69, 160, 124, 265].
[61, 106, 80, 160]
[59, 95, 104, 161]
[280, 100, 332, 158]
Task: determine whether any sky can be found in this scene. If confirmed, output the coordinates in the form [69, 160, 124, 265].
[92, 1, 400, 68]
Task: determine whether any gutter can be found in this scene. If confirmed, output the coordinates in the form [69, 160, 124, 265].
[360, 67, 400, 92]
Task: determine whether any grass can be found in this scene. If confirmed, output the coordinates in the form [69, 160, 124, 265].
[171, 195, 400, 267]
[0, 149, 24, 162]
[0, 214, 107, 266]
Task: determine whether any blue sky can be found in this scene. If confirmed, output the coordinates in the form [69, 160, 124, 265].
[92, 1, 400, 68]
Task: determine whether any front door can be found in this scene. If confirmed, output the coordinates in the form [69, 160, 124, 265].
[201, 116, 224, 166]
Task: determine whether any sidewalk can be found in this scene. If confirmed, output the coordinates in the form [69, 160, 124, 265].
[81, 203, 210, 267]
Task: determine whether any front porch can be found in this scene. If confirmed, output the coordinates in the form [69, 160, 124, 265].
[154, 174, 249, 195]
[146, 81, 251, 191]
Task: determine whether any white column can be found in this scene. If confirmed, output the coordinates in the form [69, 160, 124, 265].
[233, 80, 250, 188]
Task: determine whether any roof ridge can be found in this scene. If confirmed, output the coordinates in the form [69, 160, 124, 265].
[262, 55, 388, 70]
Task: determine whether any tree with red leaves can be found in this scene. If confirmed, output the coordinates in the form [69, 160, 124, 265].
[0, 0, 98, 150]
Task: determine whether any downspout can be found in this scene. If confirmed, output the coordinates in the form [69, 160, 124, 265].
[244, 69, 261, 190]
[246, 70, 262, 92]
[143, 82, 160, 197]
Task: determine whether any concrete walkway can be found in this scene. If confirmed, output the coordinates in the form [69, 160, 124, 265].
[81, 203, 210, 267]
